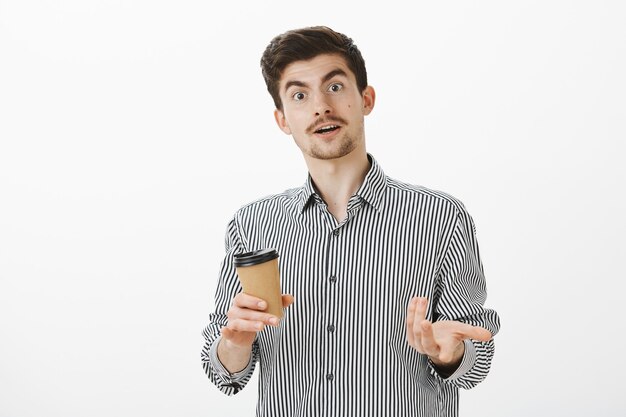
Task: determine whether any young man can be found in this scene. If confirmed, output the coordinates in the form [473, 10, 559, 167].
[201, 26, 500, 416]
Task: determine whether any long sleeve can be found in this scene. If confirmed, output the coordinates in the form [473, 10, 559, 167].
[200, 217, 260, 395]
[430, 205, 501, 389]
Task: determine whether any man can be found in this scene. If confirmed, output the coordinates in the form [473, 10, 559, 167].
[201, 26, 500, 416]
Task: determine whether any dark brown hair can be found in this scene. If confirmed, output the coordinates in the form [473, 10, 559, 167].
[260, 26, 368, 110]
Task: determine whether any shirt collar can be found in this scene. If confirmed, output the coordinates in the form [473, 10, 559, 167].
[297, 174, 318, 213]
[297, 154, 387, 213]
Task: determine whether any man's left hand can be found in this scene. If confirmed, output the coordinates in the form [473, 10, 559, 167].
[406, 297, 492, 372]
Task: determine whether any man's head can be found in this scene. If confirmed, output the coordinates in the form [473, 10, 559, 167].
[261, 26, 375, 162]
[261, 26, 368, 111]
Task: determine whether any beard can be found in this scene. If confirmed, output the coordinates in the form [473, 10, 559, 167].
[308, 135, 357, 160]
[297, 124, 364, 161]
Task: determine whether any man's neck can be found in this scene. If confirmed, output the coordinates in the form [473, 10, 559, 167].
[304, 148, 370, 222]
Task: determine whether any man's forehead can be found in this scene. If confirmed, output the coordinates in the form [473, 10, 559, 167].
[279, 54, 353, 89]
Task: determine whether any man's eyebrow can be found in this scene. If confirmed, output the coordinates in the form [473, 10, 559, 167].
[282, 68, 349, 93]
[321, 68, 348, 84]
[283, 80, 308, 92]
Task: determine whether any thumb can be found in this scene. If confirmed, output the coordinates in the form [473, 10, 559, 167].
[282, 294, 295, 308]
[463, 325, 492, 342]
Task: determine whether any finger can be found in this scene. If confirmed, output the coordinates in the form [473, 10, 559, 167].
[412, 298, 428, 338]
[227, 306, 278, 326]
[220, 326, 255, 348]
[406, 297, 418, 348]
[221, 326, 246, 342]
[420, 320, 441, 358]
[282, 294, 295, 308]
[227, 317, 265, 333]
[456, 324, 493, 342]
[233, 293, 268, 311]
[415, 297, 428, 322]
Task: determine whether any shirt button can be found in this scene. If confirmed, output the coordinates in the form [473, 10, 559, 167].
[327, 324, 335, 333]
[333, 229, 340, 236]
[326, 373, 334, 381]
[329, 275, 337, 283]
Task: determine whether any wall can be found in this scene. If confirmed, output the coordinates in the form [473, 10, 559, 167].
[1, 1, 624, 416]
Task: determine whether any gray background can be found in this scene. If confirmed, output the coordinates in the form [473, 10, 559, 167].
[1, 0, 625, 416]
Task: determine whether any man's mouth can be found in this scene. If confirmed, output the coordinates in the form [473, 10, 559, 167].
[314, 125, 341, 134]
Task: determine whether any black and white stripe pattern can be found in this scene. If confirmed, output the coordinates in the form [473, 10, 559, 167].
[201, 154, 500, 417]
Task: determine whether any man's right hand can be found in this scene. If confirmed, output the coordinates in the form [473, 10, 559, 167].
[217, 293, 294, 373]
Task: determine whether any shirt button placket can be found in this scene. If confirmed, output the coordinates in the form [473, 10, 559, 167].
[326, 228, 340, 388]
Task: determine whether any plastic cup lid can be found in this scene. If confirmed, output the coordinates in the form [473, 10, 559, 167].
[233, 248, 279, 267]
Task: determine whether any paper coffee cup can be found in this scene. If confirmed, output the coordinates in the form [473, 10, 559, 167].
[233, 249, 283, 318]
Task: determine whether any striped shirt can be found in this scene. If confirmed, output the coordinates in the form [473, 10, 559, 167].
[201, 154, 500, 417]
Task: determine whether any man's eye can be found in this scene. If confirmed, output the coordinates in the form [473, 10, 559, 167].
[329, 83, 343, 92]
[293, 92, 306, 101]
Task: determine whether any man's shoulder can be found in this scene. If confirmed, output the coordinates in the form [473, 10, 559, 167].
[234, 186, 304, 216]
[385, 176, 468, 216]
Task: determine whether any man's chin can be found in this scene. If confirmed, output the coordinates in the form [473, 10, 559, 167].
[307, 145, 355, 161]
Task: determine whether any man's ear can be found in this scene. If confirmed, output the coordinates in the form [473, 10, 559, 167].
[274, 109, 292, 135]
[362, 86, 376, 116]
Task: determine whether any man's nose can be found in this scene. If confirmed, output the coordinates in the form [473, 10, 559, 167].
[313, 93, 332, 116]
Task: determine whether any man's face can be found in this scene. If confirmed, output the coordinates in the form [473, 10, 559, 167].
[274, 54, 375, 161]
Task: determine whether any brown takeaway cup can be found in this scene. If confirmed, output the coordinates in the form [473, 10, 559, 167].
[233, 249, 283, 318]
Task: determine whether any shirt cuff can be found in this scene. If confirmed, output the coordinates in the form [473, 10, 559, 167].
[208, 335, 255, 384]
[442, 339, 477, 381]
